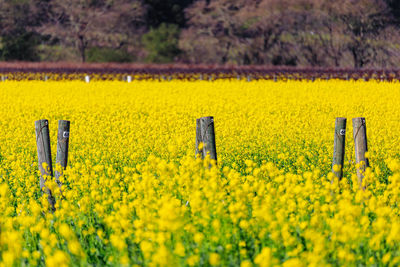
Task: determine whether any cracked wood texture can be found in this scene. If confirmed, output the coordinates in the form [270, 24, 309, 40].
[195, 119, 203, 159]
[35, 119, 55, 211]
[197, 116, 217, 164]
[55, 120, 70, 186]
[353, 117, 369, 187]
[332, 117, 346, 180]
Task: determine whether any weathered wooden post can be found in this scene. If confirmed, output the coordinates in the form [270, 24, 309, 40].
[35, 119, 55, 211]
[55, 120, 70, 186]
[195, 119, 203, 159]
[332, 118, 346, 180]
[195, 116, 217, 164]
[353, 117, 369, 187]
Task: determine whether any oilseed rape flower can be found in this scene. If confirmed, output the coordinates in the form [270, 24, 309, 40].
[209, 253, 220, 265]
[0, 79, 400, 266]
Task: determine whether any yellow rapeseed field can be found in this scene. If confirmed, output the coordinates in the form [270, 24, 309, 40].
[0, 80, 400, 266]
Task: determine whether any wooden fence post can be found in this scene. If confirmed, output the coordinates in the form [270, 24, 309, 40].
[196, 116, 217, 163]
[332, 117, 346, 180]
[35, 119, 55, 211]
[353, 117, 369, 187]
[55, 120, 70, 186]
[195, 119, 203, 159]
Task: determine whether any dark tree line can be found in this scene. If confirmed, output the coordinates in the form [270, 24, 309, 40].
[0, 0, 400, 68]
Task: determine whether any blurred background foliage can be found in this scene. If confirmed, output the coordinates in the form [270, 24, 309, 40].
[0, 0, 400, 67]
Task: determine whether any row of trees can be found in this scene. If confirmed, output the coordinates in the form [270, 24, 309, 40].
[1, 0, 400, 67]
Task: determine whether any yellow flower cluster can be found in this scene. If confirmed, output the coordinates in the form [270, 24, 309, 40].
[0, 79, 399, 266]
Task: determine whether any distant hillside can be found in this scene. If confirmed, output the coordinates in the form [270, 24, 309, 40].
[0, 0, 399, 68]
